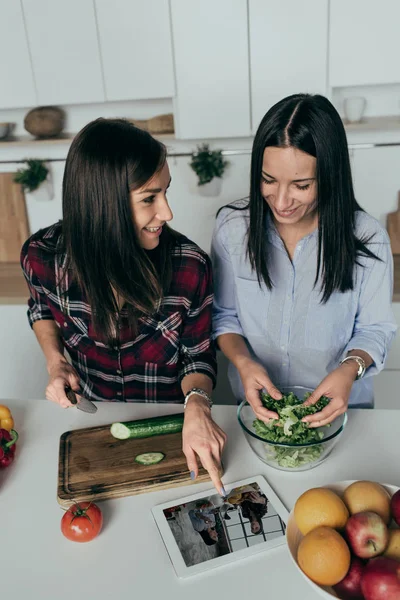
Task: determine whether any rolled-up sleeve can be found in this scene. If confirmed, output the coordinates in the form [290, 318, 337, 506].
[211, 214, 245, 339]
[178, 255, 217, 387]
[342, 231, 397, 376]
[20, 239, 54, 328]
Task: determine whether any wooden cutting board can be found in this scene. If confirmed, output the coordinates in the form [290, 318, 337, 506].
[0, 172, 30, 262]
[57, 422, 211, 507]
[387, 191, 400, 254]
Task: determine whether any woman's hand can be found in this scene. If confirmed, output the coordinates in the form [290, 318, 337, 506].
[237, 357, 282, 421]
[182, 397, 227, 496]
[46, 358, 81, 409]
[302, 362, 358, 427]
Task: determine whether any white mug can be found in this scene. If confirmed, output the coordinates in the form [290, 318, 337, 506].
[344, 96, 366, 123]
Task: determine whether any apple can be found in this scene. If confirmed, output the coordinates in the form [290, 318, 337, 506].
[390, 489, 400, 527]
[345, 511, 389, 559]
[361, 556, 400, 600]
[333, 555, 365, 599]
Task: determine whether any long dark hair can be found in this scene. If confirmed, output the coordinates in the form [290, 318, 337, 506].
[62, 118, 177, 343]
[222, 94, 378, 301]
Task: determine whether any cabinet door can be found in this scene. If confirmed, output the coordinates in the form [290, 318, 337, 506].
[249, 0, 328, 132]
[329, 0, 400, 87]
[0, 0, 36, 109]
[351, 146, 400, 226]
[170, 0, 250, 139]
[95, 0, 174, 101]
[22, 0, 104, 105]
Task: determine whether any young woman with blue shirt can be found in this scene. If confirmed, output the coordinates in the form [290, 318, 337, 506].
[212, 94, 397, 428]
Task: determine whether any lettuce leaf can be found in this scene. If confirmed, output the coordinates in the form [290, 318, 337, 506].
[252, 391, 331, 468]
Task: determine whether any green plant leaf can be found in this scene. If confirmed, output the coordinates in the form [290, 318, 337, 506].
[190, 143, 229, 186]
[14, 159, 49, 192]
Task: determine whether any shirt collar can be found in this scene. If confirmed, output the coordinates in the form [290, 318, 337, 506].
[266, 210, 318, 249]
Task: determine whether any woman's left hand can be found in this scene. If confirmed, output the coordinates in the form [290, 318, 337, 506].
[301, 362, 358, 428]
[182, 397, 227, 496]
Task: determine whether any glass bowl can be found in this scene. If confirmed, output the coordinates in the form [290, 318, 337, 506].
[237, 385, 347, 472]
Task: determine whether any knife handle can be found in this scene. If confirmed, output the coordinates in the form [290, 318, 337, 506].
[65, 387, 78, 405]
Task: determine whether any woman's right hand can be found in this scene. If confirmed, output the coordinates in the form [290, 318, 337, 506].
[237, 357, 282, 421]
[46, 359, 81, 409]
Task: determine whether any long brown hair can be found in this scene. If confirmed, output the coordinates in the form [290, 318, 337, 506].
[62, 118, 177, 343]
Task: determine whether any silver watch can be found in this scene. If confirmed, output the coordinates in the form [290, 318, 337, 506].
[339, 355, 366, 380]
[183, 388, 213, 410]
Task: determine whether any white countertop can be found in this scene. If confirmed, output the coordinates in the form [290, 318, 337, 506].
[2, 399, 399, 599]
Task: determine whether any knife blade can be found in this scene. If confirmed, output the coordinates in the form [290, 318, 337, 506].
[65, 387, 98, 414]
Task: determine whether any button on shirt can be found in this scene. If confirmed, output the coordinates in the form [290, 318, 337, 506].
[21, 223, 216, 403]
[211, 205, 397, 407]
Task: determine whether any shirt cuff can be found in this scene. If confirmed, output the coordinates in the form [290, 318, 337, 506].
[28, 311, 54, 329]
[178, 361, 217, 389]
[342, 333, 388, 377]
[212, 321, 245, 340]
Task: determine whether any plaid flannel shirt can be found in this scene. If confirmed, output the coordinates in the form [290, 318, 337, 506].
[21, 223, 216, 403]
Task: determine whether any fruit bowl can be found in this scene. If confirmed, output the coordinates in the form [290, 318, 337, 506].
[237, 386, 347, 472]
[286, 481, 400, 599]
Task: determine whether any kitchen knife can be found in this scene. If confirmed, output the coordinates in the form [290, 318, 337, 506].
[65, 387, 98, 414]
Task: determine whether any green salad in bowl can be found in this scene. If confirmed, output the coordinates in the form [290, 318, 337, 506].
[237, 386, 347, 471]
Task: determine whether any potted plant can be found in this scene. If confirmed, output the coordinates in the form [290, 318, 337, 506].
[14, 159, 53, 201]
[190, 144, 229, 197]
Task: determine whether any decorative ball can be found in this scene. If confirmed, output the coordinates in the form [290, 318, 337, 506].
[24, 106, 66, 138]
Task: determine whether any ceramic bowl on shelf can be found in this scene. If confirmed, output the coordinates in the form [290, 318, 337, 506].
[237, 385, 347, 472]
[0, 122, 15, 139]
[286, 481, 399, 599]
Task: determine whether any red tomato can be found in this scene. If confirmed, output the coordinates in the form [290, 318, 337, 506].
[61, 502, 103, 543]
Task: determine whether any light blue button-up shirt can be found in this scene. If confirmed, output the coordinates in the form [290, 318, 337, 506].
[211, 205, 397, 407]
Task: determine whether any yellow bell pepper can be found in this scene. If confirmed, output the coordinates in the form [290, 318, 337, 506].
[0, 405, 14, 431]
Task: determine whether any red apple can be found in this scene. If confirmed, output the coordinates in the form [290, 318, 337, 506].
[345, 511, 389, 559]
[390, 489, 400, 527]
[333, 555, 365, 599]
[361, 556, 400, 600]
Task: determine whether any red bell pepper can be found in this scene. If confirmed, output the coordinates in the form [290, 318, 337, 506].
[0, 428, 18, 468]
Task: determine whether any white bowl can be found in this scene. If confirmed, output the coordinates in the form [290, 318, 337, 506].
[286, 480, 399, 599]
[0, 122, 15, 139]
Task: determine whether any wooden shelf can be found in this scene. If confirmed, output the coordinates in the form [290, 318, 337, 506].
[0, 132, 176, 149]
[343, 115, 400, 133]
[0, 133, 75, 147]
[0, 263, 28, 305]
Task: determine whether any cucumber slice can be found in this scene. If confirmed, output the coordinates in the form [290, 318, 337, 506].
[134, 452, 165, 465]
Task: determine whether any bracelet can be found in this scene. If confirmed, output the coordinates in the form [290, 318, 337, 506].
[183, 388, 213, 410]
[339, 355, 366, 380]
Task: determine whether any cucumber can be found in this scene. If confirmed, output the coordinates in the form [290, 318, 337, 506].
[110, 413, 184, 440]
[135, 452, 165, 466]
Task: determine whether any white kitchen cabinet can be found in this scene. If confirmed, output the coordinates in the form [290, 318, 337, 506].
[95, 0, 174, 101]
[329, 0, 400, 87]
[351, 146, 400, 227]
[249, 0, 328, 132]
[0, 306, 47, 401]
[0, 0, 36, 109]
[384, 303, 400, 371]
[374, 371, 400, 409]
[170, 0, 251, 139]
[22, 0, 105, 105]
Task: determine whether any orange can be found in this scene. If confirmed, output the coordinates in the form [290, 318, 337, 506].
[294, 487, 349, 535]
[297, 526, 351, 586]
[343, 481, 391, 524]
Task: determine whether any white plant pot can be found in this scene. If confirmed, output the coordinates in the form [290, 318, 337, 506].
[29, 175, 54, 202]
[198, 178, 222, 197]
